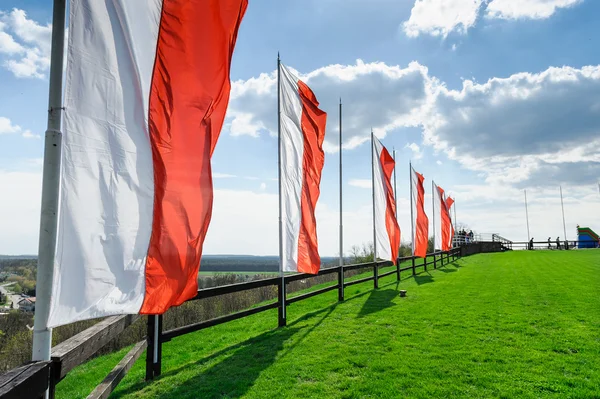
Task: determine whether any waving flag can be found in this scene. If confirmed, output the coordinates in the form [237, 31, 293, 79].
[410, 166, 429, 258]
[433, 182, 452, 251]
[279, 62, 327, 274]
[445, 197, 455, 248]
[372, 135, 401, 263]
[48, 0, 248, 327]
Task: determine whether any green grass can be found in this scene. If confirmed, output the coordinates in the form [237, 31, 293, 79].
[56, 250, 600, 398]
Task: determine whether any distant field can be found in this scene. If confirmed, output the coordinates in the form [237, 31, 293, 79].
[57, 250, 600, 398]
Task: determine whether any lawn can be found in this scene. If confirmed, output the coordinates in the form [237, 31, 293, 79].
[56, 250, 600, 398]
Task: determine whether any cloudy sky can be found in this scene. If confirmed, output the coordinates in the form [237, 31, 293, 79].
[1, 0, 599, 256]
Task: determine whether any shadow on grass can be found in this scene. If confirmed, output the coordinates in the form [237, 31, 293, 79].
[414, 274, 434, 285]
[357, 289, 397, 318]
[113, 304, 337, 399]
[438, 267, 457, 273]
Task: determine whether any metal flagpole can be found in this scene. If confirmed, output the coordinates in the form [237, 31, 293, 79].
[524, 189, 530, 242]
[338, 98, 344, 301]
[409, 163, 415, 257]
[432, 180, 436, 250]
[371, 130, 378, 289]
[453, 200, 457, 247]
[560, 186, 567, 242]
[32, 0, 66, 369]
[277, 53, 286, 326]
[393, 150, 398, 218]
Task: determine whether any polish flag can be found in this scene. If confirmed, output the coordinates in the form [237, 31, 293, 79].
[433, 182, 452, 251]
[372, 136, 401, 263]
[279, 63, 327, 274]
[47, 0, 248, 327]
[445, 197, 455, 248]
[410, 166, 429, 258]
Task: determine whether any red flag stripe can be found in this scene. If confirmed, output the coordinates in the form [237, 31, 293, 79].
[411, 168, 429, 258]
[380, 148, 401, 263]
[141, 0, 248, 314]
[296, 80, 326, 274]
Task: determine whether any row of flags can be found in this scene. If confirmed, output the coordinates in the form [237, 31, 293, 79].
[40, 0, 456, 329]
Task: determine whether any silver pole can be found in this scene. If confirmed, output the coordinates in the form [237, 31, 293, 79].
[32, 0, 66, 367]
[153, 316, 159, 363]
[371, 130, 378, 288]
[453, 200, 457, 247]
[432, 180, 436, 250]
[277, 54, 285, 322]
[338, 98, 344, 300]
[393, 150, 398, 219]
[371, 131, 377, 261]
[524, 189, 530, 242]
[409, 163, 415, 256]
[339, 99, 343, 268]
[560, 186, 567, 241]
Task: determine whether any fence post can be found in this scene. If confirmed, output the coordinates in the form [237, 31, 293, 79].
[278, 277, 287, 327]
[423, 256, 427, 272]
[145, 315, 155, 381]
[411, 257, 416, 276]
[374, 263, 379, 289]
[153, 314, 163, 377]
[433, 253, 437, 269]
[396, 258, 400, 281]
[338, 265, 344, 301]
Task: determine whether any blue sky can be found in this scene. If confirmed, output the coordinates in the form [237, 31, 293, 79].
[1, 0, 600, 255]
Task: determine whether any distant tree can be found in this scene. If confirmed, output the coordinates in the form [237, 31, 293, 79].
[11, 283, 22, 294]
[427, 237, 434, 253]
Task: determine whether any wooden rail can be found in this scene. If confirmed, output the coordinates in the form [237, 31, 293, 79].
[0, 247, 466, 399]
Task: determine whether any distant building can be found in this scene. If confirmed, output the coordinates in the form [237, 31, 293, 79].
[18, 297, 35, 313]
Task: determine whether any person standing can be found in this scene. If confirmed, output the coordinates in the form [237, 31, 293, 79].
[529, 237, 534, 250]
[556, 237, 561, 250]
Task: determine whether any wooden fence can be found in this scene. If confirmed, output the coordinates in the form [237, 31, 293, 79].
[0, 248, 463, 399]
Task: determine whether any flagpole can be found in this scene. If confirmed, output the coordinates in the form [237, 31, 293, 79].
[524, 189, 530, 243]
[32, 0, 66, 368]
[393, 150, 398, 263]
[409, 163, 415, 257]
[371, 130, 378, 289]
[338, 98, 344, 301]
[277, 53, 286, 326]
[453, 200, 457, 247]
[560, 186, 567, 242]
[432, 180, 436, 250]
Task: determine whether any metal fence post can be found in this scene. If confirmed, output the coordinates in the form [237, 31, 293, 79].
[145, 315, 155, 381]
[396, 258, 400, 281]
[374, 263, 379, 289]
[433, 253, 437, 269]
[338, 265, 344, 301]
[278, 277, 287, 327]
[411, 257, 416, 276]
[154, 314, 163, 377]
[423, 256, 427, 272]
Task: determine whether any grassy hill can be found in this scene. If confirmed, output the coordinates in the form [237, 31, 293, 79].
[56, 250, 600, 398]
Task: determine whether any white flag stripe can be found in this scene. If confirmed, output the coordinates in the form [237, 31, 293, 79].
[279, 64, 304, 272]
[410, 166, 418, 253]
[372, 137, 392, 261]
[49, 0, 162, 327]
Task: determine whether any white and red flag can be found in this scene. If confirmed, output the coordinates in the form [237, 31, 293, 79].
[433, 182, 453, 251]
[278, 63, 327, 274]
[445, 196, 455, 247]
[410, 166, 429, 258]
[47, 0, 248, 327]
[372, 136, 401, 263]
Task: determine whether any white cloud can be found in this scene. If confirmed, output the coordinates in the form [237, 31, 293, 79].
[405, 142, 423, 160]
[21, 130, 40, 139]
[402, 0, 584, 38]
[228, 60, 434, 153]
[213, 173, 237, 179]
[436, 160, 443, 165]
[422, 65, 600, 187]
[349, 179, 372, 189]
[486, 0, 583, 20]
[403, 0, 483, 38]
[0, 8, 51, 78]
[259, 182, 267, 190]
[0, 116, 37, 138]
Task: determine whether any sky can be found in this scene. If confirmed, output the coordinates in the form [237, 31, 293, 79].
[1, 0, 600, 256]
